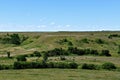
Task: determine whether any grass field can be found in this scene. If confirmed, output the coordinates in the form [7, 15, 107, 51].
[0, 31, 120, 57]
[0, 69, 120, 80]
[0, 31, 120, 80]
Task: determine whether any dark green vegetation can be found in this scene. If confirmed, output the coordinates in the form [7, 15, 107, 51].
[0, 31, 120, 79]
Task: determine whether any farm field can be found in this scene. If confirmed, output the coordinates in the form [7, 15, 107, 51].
[0, 69, 120, 80]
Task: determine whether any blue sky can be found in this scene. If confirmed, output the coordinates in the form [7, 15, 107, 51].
[0, 0, 120, 31]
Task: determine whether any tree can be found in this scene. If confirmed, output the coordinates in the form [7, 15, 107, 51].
[33, 51, 41, 57]
[7, 51, 10, 58]
[42, 52, 48, 62]
[10, 34, 21, 45]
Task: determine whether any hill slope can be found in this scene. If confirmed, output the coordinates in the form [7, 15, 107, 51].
[0, 31, 120, 57]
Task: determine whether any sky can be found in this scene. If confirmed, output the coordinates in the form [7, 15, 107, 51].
[0, 0, 120, 31]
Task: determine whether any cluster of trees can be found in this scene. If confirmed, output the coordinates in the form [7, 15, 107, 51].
[14, 61, 78, 69]
[0, 33, 28, 45]
[27, 47, 111, 57]
[67, 47, 111, 56]
[0, 61, 116, 70]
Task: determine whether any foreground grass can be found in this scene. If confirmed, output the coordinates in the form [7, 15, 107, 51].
[0, 69, 120, 80]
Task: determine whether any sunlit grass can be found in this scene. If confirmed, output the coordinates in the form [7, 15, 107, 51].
[0, 69, 120, 80]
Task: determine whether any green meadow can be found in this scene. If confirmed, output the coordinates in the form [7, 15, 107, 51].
[0, 31, 120, 80]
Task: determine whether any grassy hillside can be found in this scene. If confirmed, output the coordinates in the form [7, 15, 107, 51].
[0, 31, 120, 57]
[0, 31, 120, 80]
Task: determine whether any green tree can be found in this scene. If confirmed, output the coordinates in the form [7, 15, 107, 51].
[42, 52, 48, 62]
[10, 34, 21, 45]
[7, 51, 10, 58]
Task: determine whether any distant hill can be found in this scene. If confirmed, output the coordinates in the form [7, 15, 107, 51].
[0, 31, 120, 57]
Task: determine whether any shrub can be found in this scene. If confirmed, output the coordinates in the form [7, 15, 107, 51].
[118, 51, 120, 54]
[102, 62, 116, 70]
[29, 54, 34, 57]
[14, 61, 78, 69]
[33, 51, 41, 57]
[68, 41, 73, 46]
[81, 63, 98, 70]
[95, 39, 104, 44]
[14, 61, 30, 69]
[53, 62, 69, 68]
[118, 45, 120, 54]
[16, 55, 27, 61]
[42, 52, 48, 62]
[81, 38, 89, 43]
[108, 34, 120, 39]
[14, 61, 47, 69]
[46, 62, 54, 68]
[100, 50, 111, 56]
[89, 49, 99, 55]
[67, 47, 85, 55]
[68, 62, 78, 69]
[0, 65, 13, 70]
[60, 56, 66, 60]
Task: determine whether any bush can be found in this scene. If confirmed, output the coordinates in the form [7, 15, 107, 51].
[81, 63, 98, 70]
[14, 61, 30, 69]
[46, 62, 54, 68]
[100, 50, 111, 56]
[33, 51, 41, 57]
[68, 62, 78, 69]
[0, 65, 13, 70]
[81, 38, 89, 43]
[53, 62, 69, 68]
[14, 61, 78, 69]
[95, 39, 104, 44]
[60, 56, 66, 60]
[68, 41, 73, 46]
[42, 52, 48, 62]
[102, 62, 116, 70]
[89, 49, 99, 55]
[14, 61, 47, 69]
[118, 45, 120, 54]
[16, 55, 27, 61]
[108, 34, 120, 39]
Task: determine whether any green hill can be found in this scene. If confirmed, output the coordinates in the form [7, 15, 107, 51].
[0, 31, 120, 57]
